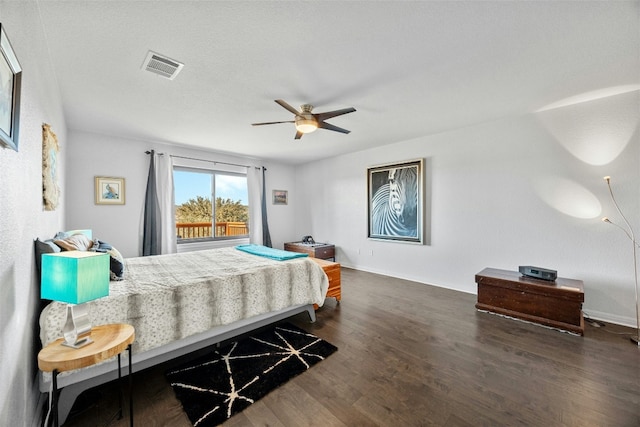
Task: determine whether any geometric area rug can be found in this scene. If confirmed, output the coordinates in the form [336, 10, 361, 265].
[166, 323, 338, 427]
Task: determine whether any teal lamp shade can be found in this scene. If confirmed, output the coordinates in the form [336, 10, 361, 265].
[41, 251, 109, 348]
[41, 251, 110, 303]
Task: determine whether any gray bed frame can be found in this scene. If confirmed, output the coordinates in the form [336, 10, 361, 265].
[40, 303, 316, 425]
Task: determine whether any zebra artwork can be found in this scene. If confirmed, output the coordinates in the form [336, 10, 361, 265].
[368, 160, 422, 241]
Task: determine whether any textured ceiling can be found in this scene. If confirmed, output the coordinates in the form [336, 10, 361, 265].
[36, 1, 639, 164]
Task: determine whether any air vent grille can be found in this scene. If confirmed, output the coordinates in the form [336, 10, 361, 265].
[142, 51, 184, 80]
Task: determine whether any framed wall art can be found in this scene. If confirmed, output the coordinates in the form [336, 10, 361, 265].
[272, 190, 288, 205]
[42, 124, 60, 211]
[367, 158, 424, 244]
[95, 176, 125, 205]
[0, 24, 22, 151]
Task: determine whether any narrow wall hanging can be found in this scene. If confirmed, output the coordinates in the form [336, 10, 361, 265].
[42, 123, 60, 211]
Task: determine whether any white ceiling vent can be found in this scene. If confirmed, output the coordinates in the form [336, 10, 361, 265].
[142, 51, 184, 80]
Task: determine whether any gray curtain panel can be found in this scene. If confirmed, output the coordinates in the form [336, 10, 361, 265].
[261, 167, 272, 248]
[143, 150, 161, 256]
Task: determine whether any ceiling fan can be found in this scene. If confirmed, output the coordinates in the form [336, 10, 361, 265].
[252, 99, 356, 140]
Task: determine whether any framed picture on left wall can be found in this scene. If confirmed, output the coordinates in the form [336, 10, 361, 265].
[0, 24, 22, 151]
[95, 177, 125, 205]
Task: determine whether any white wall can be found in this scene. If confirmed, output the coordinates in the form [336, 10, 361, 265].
[65, 131, 297, 258]
[295, 90, 639, 327]
[0, 3, 67, 426]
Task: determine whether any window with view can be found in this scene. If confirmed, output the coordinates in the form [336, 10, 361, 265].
[173, 168, 249, 242]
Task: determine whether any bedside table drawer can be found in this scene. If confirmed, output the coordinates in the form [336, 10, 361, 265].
[310, 258, 341, 309]
[315, 246, 335, 260]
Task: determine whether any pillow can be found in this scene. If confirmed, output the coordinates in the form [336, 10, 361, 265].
[34, 238, 61, 272]
[92, 239, 124, 281]
[53, 231, 70, 240]
[54, 233, 94, 251]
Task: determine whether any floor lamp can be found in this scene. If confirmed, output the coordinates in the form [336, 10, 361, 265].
[602, 176, 640, 346]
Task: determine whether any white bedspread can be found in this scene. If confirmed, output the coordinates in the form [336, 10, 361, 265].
[39, 247, 329, 354]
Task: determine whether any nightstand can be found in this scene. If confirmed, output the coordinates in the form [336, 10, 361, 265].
[38, 323, 135, 427]
[309, 257, 341, 309]
[284, 242, 335, 261]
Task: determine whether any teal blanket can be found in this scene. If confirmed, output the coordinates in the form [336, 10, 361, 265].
[235, 244, 308, 261]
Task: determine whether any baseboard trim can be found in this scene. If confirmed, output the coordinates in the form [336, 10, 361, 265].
[340, 263, 475, 295]
[583, 309, 637, 328]
[341, 264, 635, 328]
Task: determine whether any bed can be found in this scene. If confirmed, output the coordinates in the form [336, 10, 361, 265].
[38, 245, 330, 425]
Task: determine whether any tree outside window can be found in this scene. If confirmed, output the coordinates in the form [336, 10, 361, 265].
[174, 169, 249, 241]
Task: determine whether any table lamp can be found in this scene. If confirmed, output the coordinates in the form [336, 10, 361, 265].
[41, 251, 110, 348]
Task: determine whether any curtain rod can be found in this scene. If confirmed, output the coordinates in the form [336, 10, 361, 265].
[145, 151, 264, 170]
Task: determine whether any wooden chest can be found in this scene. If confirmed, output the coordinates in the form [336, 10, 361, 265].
[284, 242, 335, 260]
[310, 257, 341, 309]
[475, 267, 584, 335]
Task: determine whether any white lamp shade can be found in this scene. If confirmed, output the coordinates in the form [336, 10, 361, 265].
[41, 252, 110, 304]
[295, 118, 318, 134]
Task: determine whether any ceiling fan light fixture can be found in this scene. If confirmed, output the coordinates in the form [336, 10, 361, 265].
[252, 100, 355, 139]
[295, 117, 318, 134]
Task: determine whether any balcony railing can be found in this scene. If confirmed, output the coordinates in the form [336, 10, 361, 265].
[176, 222, 248, 240]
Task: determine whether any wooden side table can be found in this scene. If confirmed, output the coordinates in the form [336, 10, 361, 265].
[38, 323, 135, 427]
[310, 257, 341, 309]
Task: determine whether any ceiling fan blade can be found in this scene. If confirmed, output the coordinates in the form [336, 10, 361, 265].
[318, 121, 351, 134]
[251, 120, 295, 126]
[315, 107, 356, 121]
[275, 99, 301, 116]
[294, 130, 304, 140]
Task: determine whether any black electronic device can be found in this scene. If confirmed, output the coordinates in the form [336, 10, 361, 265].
[519, 265, 557, 281]
[301, 235, 315, 244]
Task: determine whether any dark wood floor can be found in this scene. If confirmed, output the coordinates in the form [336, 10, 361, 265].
[62, 267, 640, 426]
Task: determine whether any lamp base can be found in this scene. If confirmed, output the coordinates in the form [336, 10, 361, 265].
[61, 337, 94, 349]
[630, 336, 640, 346]
[62, 304, 94, 349]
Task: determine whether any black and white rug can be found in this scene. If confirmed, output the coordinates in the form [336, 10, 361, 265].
[166, 323, 337, 426]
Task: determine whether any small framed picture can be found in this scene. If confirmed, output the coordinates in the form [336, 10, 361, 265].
[95, 176, 125, 205]
[272, 190, 288, 205]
